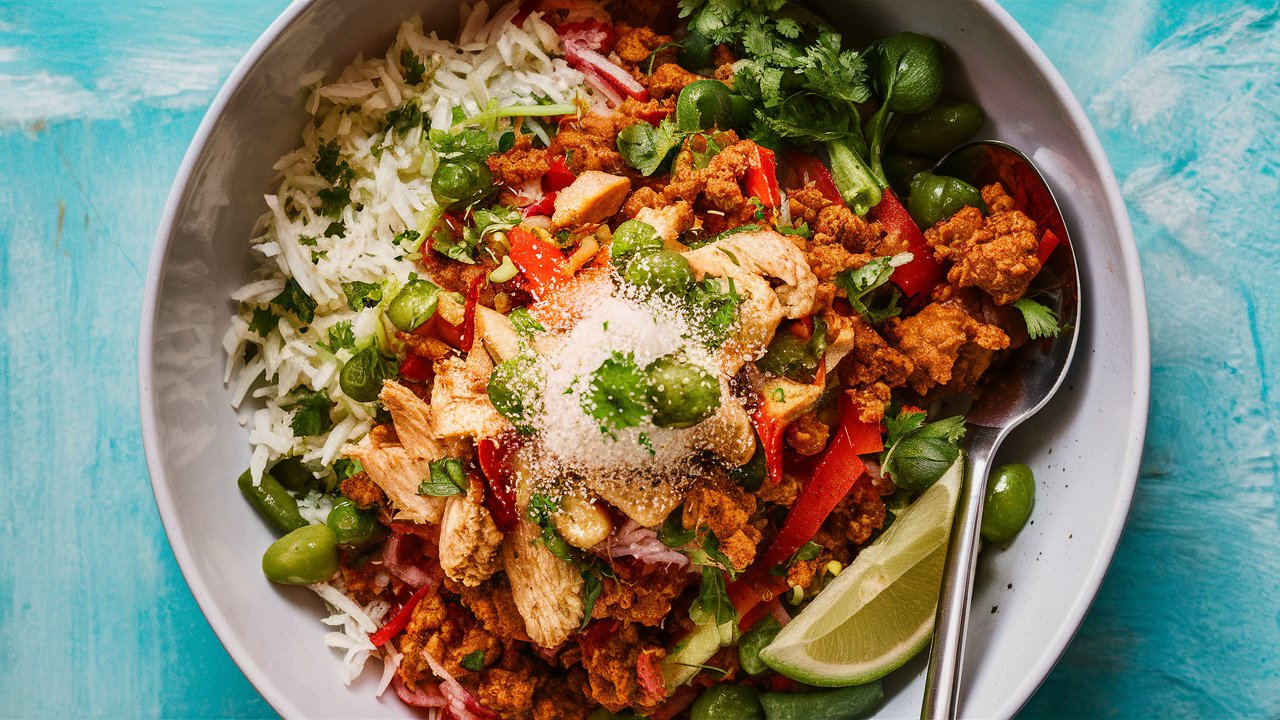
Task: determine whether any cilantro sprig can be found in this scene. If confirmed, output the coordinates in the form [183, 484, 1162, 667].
[879, 405, 966, 491]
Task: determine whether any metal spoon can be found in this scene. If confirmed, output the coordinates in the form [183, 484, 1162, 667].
[919, 141, 1082, 719]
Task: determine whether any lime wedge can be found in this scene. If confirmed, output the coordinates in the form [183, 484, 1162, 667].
[759, 456, 965, 686]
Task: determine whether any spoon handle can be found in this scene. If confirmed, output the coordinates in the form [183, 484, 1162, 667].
[922, 423, 1006, 719]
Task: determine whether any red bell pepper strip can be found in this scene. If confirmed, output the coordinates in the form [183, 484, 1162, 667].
[543, 157, 576, 192]
[784, 152, 843, 205]
[523, 191, 557, 218]
[457, 275, 484, 351]
[751, 400, 787, 485]
[869, 189, 944, 298]
[399, 353, 432, 383]
[507, 226, 570, 298]
[743, 142, 782, 213]
[1037, 228, 1060, 266]
[369, 583, 432, 646]
[478, 432, 520, 533]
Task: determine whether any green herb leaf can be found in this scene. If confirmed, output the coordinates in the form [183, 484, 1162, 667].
[685, 277, 741, 345]
[324, 221, 346, 238]
[580, 571, 603, 630]
[658, 509, 696, 548]
[333, 458, 363, 482]
[298, 234, 318, 247]
[418, 458, 468, 496]
[392, 229, 421, 247]
[271, 278, 317, 324]
[315, 141, 355, 187]
[489, 354, 542, 435]
[249, 306, 279, 336]
[508, 308, 546, 338]
[1012, 297, 1062, 340]
[342, 280, 383, 311]
[580, 352, 651, 434]
[526, 493, 558, 527]
[288, 389, 333, 437]
[400, 49, 428, 85]
[777, 220, 810, 238]
[429, 127, 498, 163]
[687, 531, 739, 579]
[689, 566, 739, 646]
[317, 320, 355, 354]
[616, 119, 683, 176]
[880, 409, 967, 492]
[834, 257, 903, 324]
[459, 650, 485, 672]
[317, 186, 351, 218]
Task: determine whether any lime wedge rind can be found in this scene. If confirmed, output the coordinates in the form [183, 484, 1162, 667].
[759, 456, 965, 687]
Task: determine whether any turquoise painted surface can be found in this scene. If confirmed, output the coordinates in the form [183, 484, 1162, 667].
[0, 1, 1276, 717]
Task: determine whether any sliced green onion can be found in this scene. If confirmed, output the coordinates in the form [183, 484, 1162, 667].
[488, 255, 519, 283]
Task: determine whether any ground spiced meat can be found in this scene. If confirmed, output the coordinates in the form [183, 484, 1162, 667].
[788, 183, 883, 254]
[884, 301, 1010, 396]
[339, 471, 386, 509]
[786, 411, 832, 455]
[488, 133, 551, 189]
[755, 471, 803, 508]
[925, 183, 1041, 305]
[336, 553, 389, 604]
[533, 672, 594, 720]
[663, 135, 755, 224]
[839, 314, 915, 422]
[620, 185, 664, 217]
[591, 562, 695, 626]
[683, 473, 763, 572]
[399, 332, 453, 361]
[399, 590, 503, 685]
[550, 126, 627, 175]
[453, 576, 532, 642]
[614, 25, 675, 68]
[647, 62, 705, 98]
[813, 474, 887, 564]
[419, 250, 497, 298]
[578, 621, 667, 713]
[477, 665, 539, 719]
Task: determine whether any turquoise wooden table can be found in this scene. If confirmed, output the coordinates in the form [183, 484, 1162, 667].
[1, 1, 1277, 717]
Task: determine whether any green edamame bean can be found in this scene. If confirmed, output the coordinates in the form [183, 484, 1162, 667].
[881, 152, 934, 197]
[326, 498, 381, 548]
[262, 524, 340, 585]
[758, 681, 884, 720]
[269, 456, 311, 492]
[387, 278, 440, 332]
[738, 616, 782, 675]
[676, 79, 737, 133]
[727, 446, 766, 492]
[645, 356, 721, 429]
[623, 250, 695, 297]
[238, 469, 307, 534]
[981, 463, 1035, 543]
[890, 101, 985, 158]
[692, 684, 764, 720]
[431, 158, 492, 210]
[874, 33, 944, 114]
[609, 219, 663, 262]
[340, 345, 394, 402]
[907, 171, 985, 229]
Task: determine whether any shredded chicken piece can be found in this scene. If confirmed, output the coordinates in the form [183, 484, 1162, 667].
[502, 518, 584, 647]
[379, 380, 446, 459]
[552, 171, 632, 229]
[343, 427, 446, 524]
[438, 496, 504, 587]
[430, 346, 509, 440]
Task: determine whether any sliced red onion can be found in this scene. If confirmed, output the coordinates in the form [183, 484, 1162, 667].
[562, 42, 648, 103]
[609, 519, 689, 567]
[383, 532, 438, 589]
[423, 652, 498, 720]
[392, 676, 447, 708]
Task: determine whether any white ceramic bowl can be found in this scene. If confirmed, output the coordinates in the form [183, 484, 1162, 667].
[139, 1, 1149, 717]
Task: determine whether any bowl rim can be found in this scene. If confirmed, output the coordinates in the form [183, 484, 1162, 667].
[137, 1, 1150, 717]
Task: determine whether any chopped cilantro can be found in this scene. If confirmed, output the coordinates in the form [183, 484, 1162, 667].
[686, 277, 741, 346]
[341, 280, 383, 310]
[777, 221, 811, 238]
[392, 229, 421, 247]
[270, 278, 317, 324]
[580, 571, 603, 630]
[297, 234, 318, 247]
[418, 458, 468, 496]
[324, 221, 346, 238]
[400, 49, 428, 85]
[638, 432, 656, 457]
[526, 493, 558, 526]
[317, 186, 351, 218]
[580, 352, 651, 435]
[834, 256, 902, 324]
[248, 306, 278, 336]
[383, 101, 425, 135]
[288, 389, 333, 437]
[317, 320, 355, 354]
[879, 406, 967, 492]
[314, 141, 355, 186]
[429, 127, 497, 162]
[333, 458, 363, 482]
[310, 250, 327, 264]
[689, 566, 738, 645]
[1013, 297, 1062, 340]
[508, 308, 545, 338]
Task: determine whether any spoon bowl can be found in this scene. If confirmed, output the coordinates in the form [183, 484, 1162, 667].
[920, 141, 1082, 719]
